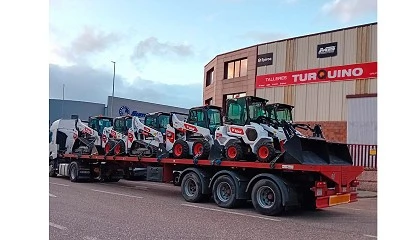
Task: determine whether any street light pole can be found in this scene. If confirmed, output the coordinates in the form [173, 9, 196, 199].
[110, 61, 116, 117]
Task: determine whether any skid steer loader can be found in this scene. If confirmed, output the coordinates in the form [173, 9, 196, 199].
[212, 96, 280, 162]
[263, 102, 353, 165]
[104, 115, 165, 157]
[72, 115, 114, 155]
[144, 111, 172, 136]
[163, 105, 223, 159]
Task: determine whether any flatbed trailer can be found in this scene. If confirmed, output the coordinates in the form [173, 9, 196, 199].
[51, 153, 364, 216]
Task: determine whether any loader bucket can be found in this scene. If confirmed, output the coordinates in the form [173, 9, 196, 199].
[209, 141, 224, 162]
[327, 142, 353, 165]
[283, 135, 330, 165]
[282, 135, 353, 165]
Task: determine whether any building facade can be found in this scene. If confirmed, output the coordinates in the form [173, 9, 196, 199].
[203, 22, 377, 144]
[49, 97, 189, 125]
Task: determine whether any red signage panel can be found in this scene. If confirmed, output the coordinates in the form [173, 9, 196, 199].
[255, 62, 377, 88]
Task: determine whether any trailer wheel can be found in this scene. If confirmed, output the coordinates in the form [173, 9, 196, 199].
[173, 139, 189, 158]
[69, 162, 80, 182]
[225, 142, 244, 161]
[256, 142, 276, 163]
[212, 175, 240, 208]
[181, 172, 205, 202]
[251, 179, 284, 216]
[192, 139, 211, 159]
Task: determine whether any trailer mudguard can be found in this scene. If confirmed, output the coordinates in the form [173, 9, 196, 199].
[179, 167, 212, 195]
[245, 173, 299, 207]
[209, 170, 250, 200]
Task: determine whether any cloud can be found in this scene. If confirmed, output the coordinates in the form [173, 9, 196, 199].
[238, 31, 288, 43]
[131, 37, 194, 62]
[321, 0, 377, 23]
[55, 27, 121, 63]
[49, 64, 202, 109]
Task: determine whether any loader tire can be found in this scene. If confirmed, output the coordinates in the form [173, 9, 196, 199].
[172, 139, 189, 158]
[105, 141, 115, 155]
[192, 139, 211, 159]
[256, 141, 276, 163]
[225, 142, 244, 161]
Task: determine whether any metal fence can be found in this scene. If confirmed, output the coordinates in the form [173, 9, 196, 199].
[347, 144, 377, 170]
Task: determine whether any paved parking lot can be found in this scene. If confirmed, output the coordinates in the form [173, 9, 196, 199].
[49, 177, 377, 240]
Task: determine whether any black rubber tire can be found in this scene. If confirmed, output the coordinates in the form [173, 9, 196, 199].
[172, 139, 189, 158]
[192, 139, 211, 159]
[114, 141, 126, 155]
[212, 175, 240, 208]
[251, 179, 284, 216]
[256, 141, 276, 163]
[225, 142, 244, 161]
[105, 141, 116, 155]
[181, 172, 205, 202]
[69, 161, 80, 182]
[49, 160, 57, 177]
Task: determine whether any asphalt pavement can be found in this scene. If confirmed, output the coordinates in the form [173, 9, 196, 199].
[50, 177, 377, 240]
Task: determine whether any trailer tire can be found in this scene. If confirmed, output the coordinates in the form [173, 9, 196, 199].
[212, 175, 240, 208]
[181, 172, 205, 202]
[172, 139, 189, 158]
[69, 162, 80, 182]
[251, 179, 284, 216]
[225, 142, 244, 161]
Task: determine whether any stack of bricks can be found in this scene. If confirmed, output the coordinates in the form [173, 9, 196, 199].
[294, 121, 347, 143]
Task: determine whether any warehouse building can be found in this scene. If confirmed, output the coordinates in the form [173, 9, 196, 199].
[203, 22, 377, 144]
[49, 96, 189, 125]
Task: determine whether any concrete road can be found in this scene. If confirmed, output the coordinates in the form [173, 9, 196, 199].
[49, 177, 377, 240]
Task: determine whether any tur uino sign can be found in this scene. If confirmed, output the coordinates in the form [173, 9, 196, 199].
[256, 52, 273, 67]
[317, 42, 338, 58]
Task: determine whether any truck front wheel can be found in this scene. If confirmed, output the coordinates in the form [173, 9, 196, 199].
[251, 179, 284, 216]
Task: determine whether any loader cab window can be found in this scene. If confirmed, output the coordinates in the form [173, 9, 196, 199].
[158, 115, 170, 133]
[188, 109, 206, 128]
[207, 108, 222, 135]
[226, 98, 246, 125]
[144, 115, 157, 129]
[275, 108, 293, 122]
[89, 118, 112, 136]
[114, 118, 129, 134]
[49, 131, 53, 143]
[248, 101, 266, 122]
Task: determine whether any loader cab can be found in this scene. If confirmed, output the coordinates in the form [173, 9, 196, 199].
[88, 116, 113, 136]
[225, 96, 268, 126]
[266, 103, 294, 123]
[113, 116, 132, 135]
[144, 112, 171, 134]
[187, 105, 223, 135]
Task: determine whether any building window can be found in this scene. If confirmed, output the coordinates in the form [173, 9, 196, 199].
[205, 98, 213, 105]
[206, 68, 214, 87]
[224, 58, 248, 79]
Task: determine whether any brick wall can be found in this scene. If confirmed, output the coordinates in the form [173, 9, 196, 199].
[294, 121, 347, 143]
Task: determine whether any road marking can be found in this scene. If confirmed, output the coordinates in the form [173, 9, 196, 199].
[83, 236, 99, 240]
[99, 183, 149, 190]
[333, 206, 376, 212]
[90, 189, 143, 199]
[50, 182, 70, 187]
[49, 222, 67, 230]
[181, 204, 283, 222]
[49, 193, 57, 198]
[363, 234, 377, 238]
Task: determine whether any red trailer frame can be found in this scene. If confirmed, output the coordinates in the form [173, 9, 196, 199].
[56, 153, 364, 215]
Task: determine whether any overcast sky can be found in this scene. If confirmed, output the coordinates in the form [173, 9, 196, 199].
[49, 0, 377, 108]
